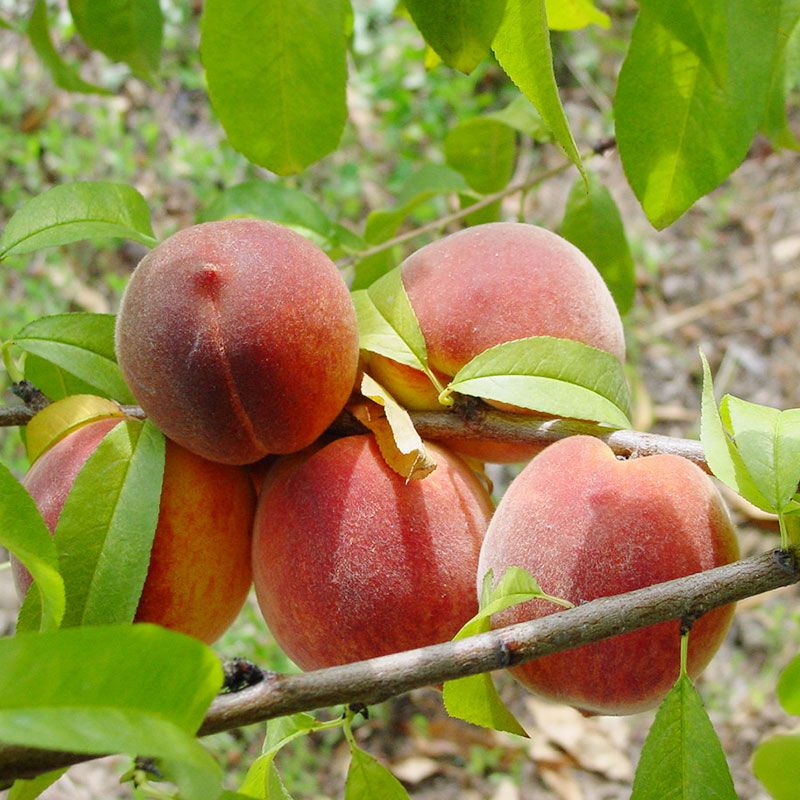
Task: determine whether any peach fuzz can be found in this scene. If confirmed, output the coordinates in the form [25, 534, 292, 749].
[17, 417, 255, 643]
[368, 222, 625, 462]
[115, 219, 359, 465]
[478, 435, 739, 715]
[252, 434, 493, 670]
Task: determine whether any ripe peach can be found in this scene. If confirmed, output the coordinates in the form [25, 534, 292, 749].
[16, 417, 255, 643]
[116, 219, 359, 465]
[252, 435, 493, 669]
[367, 222, 626, 461]
[478, 435, 739, 715]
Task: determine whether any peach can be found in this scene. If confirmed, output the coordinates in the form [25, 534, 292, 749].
[478, 435, 739, 715]
[16, 417, 255, 643]
[116, 219, 359, 465]
[251, 435, 493, 669]
[367, 222, 626, 461]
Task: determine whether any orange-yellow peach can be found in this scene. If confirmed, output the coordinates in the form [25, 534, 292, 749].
[478, 435, 739, 715]
[16, 417, 255, 643]
[368, 222, 625, 462]
[252, 435, 493, 669]
[116, 219, 359, 465]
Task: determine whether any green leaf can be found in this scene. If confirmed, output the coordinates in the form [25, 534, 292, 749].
[197, 181, 347, 253]
[355, 267, 436, 387]
[545, 0, 609, 30]
[631, 674, 736, 799]
[615, 4, 782, 228]
[0, 462, 64, 631]
[56, 419, 165, 627]
[200, 0, 347, 175]
[8, 769, 67, 800]
[761, 11, 800, 150]
[722, 397, 800, 512]
[404, 0, 506, 74]
[0, 16, 16, 30]
[698, 351, 774, 511]
[9, 313, 134, 403]
[23, 353, 99, 401]
[446, 336, 631, 428]
[487, 95, 549, 139]
[493, 0, 585, 180]
[345, 746, 410, 800]
[753, 731, 800, 800]
[444, 118, 517, 194]
[68, 0, 163, 81]
[560, 171, 636, 315]
[0, 182, 156, 259]
[443, 566, 553, 736]
[777, 653, 800, 715]
[0, 624, 223, 800]
[239, 714, 318, 798]
[27, 0, 110, 94]
[635, 0, 719, 74]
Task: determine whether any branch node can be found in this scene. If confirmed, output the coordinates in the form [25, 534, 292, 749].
[773, 547, 798, 575]
[11, 381, 48, 413]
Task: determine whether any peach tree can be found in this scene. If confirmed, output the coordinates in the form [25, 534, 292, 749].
[0, 1, 799, 799]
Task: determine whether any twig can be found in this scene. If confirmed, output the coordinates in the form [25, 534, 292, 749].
[1, 402, 708, 472]
[0, 549, 796, 783]
[336, 141, 615, 269]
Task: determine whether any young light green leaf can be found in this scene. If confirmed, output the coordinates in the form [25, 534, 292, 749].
[0, 462, 64, 631]
[544, 0, 609, 30]
[560, 171, 635, 315]
[355, 268, 439, 391]
[631, 674, 736, 799]
[201, 0, 347, 175]
[239, 714, 319, 798]
[27, 0, 110, 94]
[8, 769, 67, 800]
[698, 352, 773, 511]
[443, 565, 561, 736]
[404, 0, 506, 74]
[760, 37, 800, 151]
[493, 0, 585, 181]
[444, 117, 517, 194]
[345, 746, 410, 800]
[722, 397, 800, 512]
[68, 0, 163, 81]
[198, 181, 340, 252]
[0, 624, 224, 800]
[777, 653, 800, 715]
[10, 313, 134, 403]
[443, 673, 528, 737]
[753, 731, 800, 800]
[0, 182, 156, 259]
[615, 5, 781, 228]
[56, 419, 165, 627]
[446, 336, 631, 428]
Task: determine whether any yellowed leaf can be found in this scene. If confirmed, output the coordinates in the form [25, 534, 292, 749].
[355, 373, 436, 480]
[26, 395, 124, 465]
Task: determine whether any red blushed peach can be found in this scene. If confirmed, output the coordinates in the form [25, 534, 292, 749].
[115, 219, 359, 465]
[368, 223, 626, 462]
[252, 435, 493, 670]
[478, 435, 739, 715]
[17, 417, 255, 643]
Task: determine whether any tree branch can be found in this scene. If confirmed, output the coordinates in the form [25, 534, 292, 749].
[336, 140, 615, 269]
[1, 401, 709, 471]
[0, 549, 796, 783]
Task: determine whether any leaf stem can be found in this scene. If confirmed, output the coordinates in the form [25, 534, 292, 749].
[778, 512, 789, 551]
[1, 343, 24, 383]
[679, 631, 689, 678]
